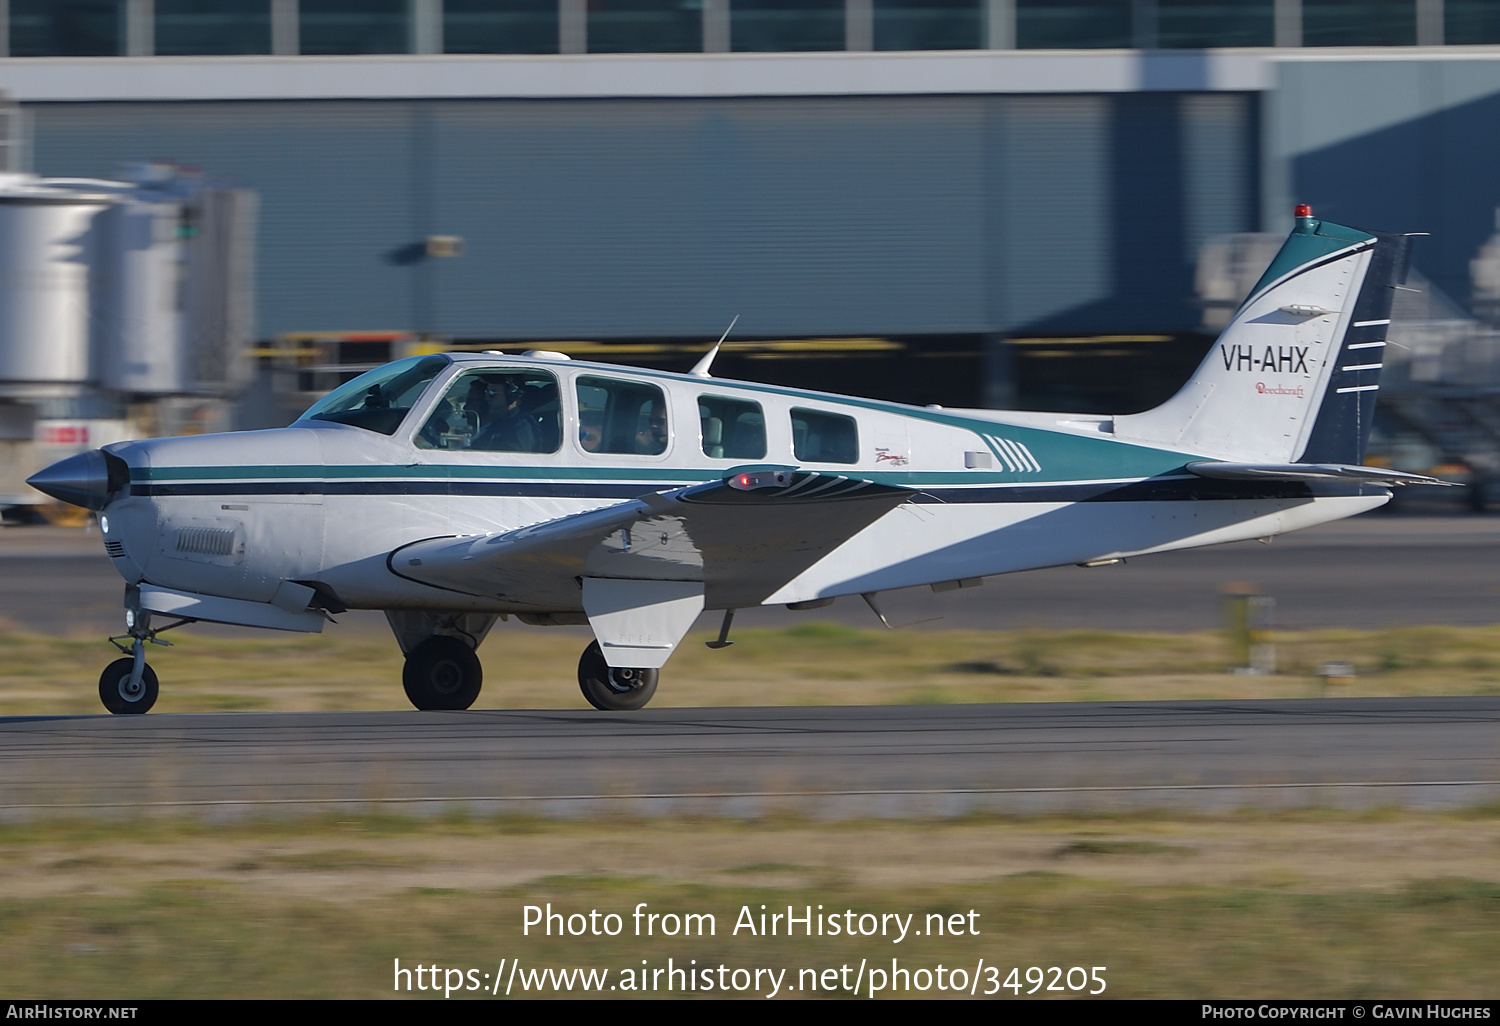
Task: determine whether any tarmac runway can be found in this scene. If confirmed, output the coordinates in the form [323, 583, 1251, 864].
[3, 698, 1497, 817]
[2, 513, 1498, 638]
[3, 516, 1497, 819]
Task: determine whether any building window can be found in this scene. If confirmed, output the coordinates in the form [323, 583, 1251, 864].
[300, 0, 410, 55]
[156, 0, 272, 55]
[873, 0, 982, 51]
[1157, 0, 1274, 48]
[1448, 0, 1500, 43]
[588, 0, 701, 54]
[699, 396, 767, 460]
[791, 408, 858, 465]
[1303, 0, 1416, 46]
[577, 376, 670, 455]
[732, 0, 844, 52]
[1016, 0, 1131, 49]
[444, 0, 559, 53]
[9, 0, 123, 57]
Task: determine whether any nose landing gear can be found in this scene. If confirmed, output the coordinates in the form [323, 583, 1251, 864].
[99, 650, 159, 715]
[100, 600, 190, 715]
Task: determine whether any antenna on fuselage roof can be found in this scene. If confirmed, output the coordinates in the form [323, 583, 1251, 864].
[690, 314, 740, 378]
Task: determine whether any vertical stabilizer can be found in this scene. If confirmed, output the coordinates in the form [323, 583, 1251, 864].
[1116, 207, 1411, 464]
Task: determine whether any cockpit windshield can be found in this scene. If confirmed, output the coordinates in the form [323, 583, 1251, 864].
[297, 356, 451, 435]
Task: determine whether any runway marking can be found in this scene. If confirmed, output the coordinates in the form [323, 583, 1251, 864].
[4, 779, 1499, 812]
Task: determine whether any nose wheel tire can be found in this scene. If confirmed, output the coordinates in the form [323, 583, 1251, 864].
[99, 657, 159, 715]
[577, 640, 658, 711]
[402, 636, 483, 711]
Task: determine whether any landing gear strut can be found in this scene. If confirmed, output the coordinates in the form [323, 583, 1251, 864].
[99, 603, 188, 715]
[577, 640, 658, 711]
[403, 636, 483, 710]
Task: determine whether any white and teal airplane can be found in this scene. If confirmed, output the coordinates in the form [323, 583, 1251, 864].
[30, 206, 1440, 715]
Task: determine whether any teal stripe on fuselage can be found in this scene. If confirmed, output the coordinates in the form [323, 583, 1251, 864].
[134, 426, 1195, 487]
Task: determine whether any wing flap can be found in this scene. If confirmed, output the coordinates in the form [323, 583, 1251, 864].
[1185, 461, 1452, 486]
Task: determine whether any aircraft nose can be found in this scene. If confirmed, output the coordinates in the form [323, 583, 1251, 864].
[26, 449, 117, 511]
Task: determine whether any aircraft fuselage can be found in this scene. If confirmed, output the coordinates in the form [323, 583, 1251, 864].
[97, 353, 1387, 619]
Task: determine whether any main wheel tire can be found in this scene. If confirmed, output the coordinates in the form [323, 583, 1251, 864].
[577, 640, 658, 711]
[99, 657, 159, 715]
[402, 636, 483, 711]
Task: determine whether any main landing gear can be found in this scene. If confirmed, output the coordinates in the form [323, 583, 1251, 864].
[577, 640, 658, 711]
[386, 612, 496, 712]
[402, 636, 483, 711]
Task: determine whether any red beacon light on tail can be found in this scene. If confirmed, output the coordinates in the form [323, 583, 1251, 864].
[1294, 203, 1313, 218]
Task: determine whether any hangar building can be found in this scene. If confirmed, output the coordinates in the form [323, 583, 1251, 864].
[2, 1, 1500, 415]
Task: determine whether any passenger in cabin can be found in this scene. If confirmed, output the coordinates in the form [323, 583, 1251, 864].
[579, 411, 604, 452]
[634, 400, 668, 455]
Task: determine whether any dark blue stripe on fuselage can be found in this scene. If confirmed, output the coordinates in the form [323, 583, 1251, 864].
[132, 477, 1351, 503]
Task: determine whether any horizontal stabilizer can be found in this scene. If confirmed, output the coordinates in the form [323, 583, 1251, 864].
[1185, 462, 1453, 487]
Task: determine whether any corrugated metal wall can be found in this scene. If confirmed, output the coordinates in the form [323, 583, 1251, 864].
[1269, 59, 1500, 311]
[28, 92, 1257, 340]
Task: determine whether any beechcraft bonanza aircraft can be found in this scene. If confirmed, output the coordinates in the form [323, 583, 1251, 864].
[30, 206, 1442, 714]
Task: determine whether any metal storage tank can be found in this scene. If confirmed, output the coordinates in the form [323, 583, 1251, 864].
[0, 175, 115, 396]
[95, 197, 190, 395]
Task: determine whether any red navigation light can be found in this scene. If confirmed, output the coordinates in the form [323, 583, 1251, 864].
[728, 468, 792, 491]
[1294, 203, 1313, 218]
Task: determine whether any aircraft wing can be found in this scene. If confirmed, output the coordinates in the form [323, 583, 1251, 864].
[388, 467, 917, 613]
[1185, 461, 1453, 486]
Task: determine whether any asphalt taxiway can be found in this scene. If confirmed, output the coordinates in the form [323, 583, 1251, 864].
[2, 698, 1496, 817]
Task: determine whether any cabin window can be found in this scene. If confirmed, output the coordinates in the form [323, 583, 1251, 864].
[414, 369, 561, 453]
[698, 396, 766, 460]
[790, 407, 858, 464]
[299, 355, 449, 435]
[576, 376, 669, 456]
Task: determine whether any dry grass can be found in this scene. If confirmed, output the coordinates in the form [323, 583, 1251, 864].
[6, 613, 1498, 997]
[1, 810, 1498, 998]
[3, 621, 1500, 715]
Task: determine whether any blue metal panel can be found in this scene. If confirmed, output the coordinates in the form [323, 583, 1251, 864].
[1181, 93, 1255, 261]
[26, 91, 1250, 341]
[427, 97, 987, 338]
[991, 95, 1112, 333]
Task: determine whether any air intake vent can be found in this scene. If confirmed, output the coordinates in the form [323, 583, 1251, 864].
[104, 540, 125, 558]
[177, 527, 235, 557]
